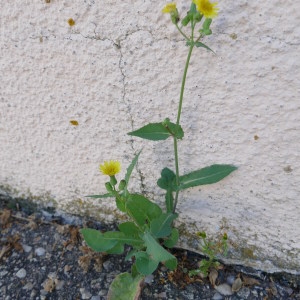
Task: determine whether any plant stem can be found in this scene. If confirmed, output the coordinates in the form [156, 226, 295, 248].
[173, 43, 194, 213]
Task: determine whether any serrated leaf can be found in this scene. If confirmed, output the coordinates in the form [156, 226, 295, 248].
[164, 228, 179, 248]
[178, 164, 237, 190]
[128, 123, 171, 141]
[150, 213, 178, 238]
[126, 194, 162, 227]
[107, 272, 144, 300]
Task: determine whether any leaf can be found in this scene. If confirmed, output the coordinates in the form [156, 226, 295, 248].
[165, 189, 174, 213]
[80, 229, 119, 252]
[118, 222, 140, 236]
[143, 232, 177, 270]
[107, 272, 145, 300]
[135, 252, 159, 275]
[86, 193, 113, 198]
[80, 229, 142, 252]
[178, 164, 237, 190]
[164, 228, 179, 248]
[162, 118, 184, 139]
[194, 41, 214, 53]
[128, 123, 171, 141]
[157, 168, 176, 191]
[125, 151, 142, 190]
[126, 194, 162, 227]
[150, 213, 178, 238]
[209, 268, 218, 287]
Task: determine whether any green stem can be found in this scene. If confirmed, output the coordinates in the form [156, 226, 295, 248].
[173, 42, 194, 213]
[175, 23, 189, 40]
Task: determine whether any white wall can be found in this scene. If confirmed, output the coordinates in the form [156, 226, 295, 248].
[0, 0, 299, 273]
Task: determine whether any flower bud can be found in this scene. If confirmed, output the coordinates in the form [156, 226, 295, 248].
[105, 182, 113, 192]
[118, 180, 126, 191]
[110, 175, 117, 187]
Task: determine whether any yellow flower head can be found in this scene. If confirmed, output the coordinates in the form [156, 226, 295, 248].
[193, 0, 219, 18]
[162, 2, 177, 14]
[100, 160, 121, 176]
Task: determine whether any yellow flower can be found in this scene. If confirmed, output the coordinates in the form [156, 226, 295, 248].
[193, 0, 219, 18]
[162, 2, 177, 14]
[100, 160, 121, 176]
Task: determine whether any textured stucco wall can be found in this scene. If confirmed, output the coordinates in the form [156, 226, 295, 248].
[1, 1, 299, 273]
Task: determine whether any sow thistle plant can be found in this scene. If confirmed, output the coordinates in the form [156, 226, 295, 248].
[81, 1, 237, 298]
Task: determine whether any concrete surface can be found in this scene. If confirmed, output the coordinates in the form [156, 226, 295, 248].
[0, 1, 299, 273]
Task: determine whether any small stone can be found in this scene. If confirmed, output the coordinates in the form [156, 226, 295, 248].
[215, 283, 233, 296]
[16, 268, 27, 279]
[0, 271, 8, 278]
[35, 247, 46, 256]
[80, 288, 92, 299]
[237, 287, 251, 299]
[212, 292, 223, 300]
[144, 274, 154, 284]
[102, 260, 112, 271]
[91, 296, 100, 300]
[226, 275, 236, 285]
[22, 282, 34, 290]
[22, 244, 32, 253]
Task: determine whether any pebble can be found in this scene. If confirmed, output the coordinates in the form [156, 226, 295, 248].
[214, 283, 233, 296]
[22, 244, 32, 253]
[16, 268, 27, 279]
[80, 288, 92, 299]
[144, 274, 154, 284]
[212, 292, 224, 300]
[22, 282, 34, 290]
[237, 287, 251, 299]
[102, 260, 113, 271]
[91, 296, 100, 300]
[35, 247, 46, 256]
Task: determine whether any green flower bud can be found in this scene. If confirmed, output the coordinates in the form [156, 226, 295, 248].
[105, 182, 113, 192]
[118, 180, 126, 191]
[110, 175, 117, 187]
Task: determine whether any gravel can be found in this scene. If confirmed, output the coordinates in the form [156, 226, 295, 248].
[1, 197, 300, 300]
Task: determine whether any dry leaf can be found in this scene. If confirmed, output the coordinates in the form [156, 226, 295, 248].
[0, 209, 12, 228]
[232, 277, 243, 292]
[43, 278, 56, 292]
[78, 255, 91, 273]
[209, 268, 218, 287]
[242, 275, 260, 286]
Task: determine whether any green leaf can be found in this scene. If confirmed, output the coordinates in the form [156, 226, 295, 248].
[143, 232, 177, 270]
[157, 168, 176, 191]
[165, 189, 174, 213]
[164, 228, 179, 248]
[126, 194, 162, 227]
[107, 242, 125, 255]
[181, 14, 190, 26]
[194, 41, 214, 53]
[119, 221, 140, 236]
[150, 213, 178, 238]
[125, 151, 142, 189]
[107, 272, 145, 300]
[115, 195, 126, 212]
[162, 118, 184, 139]
[80, 229, 142, 252]
[128, 123, 171, 141]
[86, 193, 113, 198]
[135, 252, 159, 275]
[178, 164, 237, 190]
[80, 229, 119, 252]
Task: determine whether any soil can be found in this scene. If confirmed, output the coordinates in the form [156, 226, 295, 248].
[1, 196, 300, 300]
